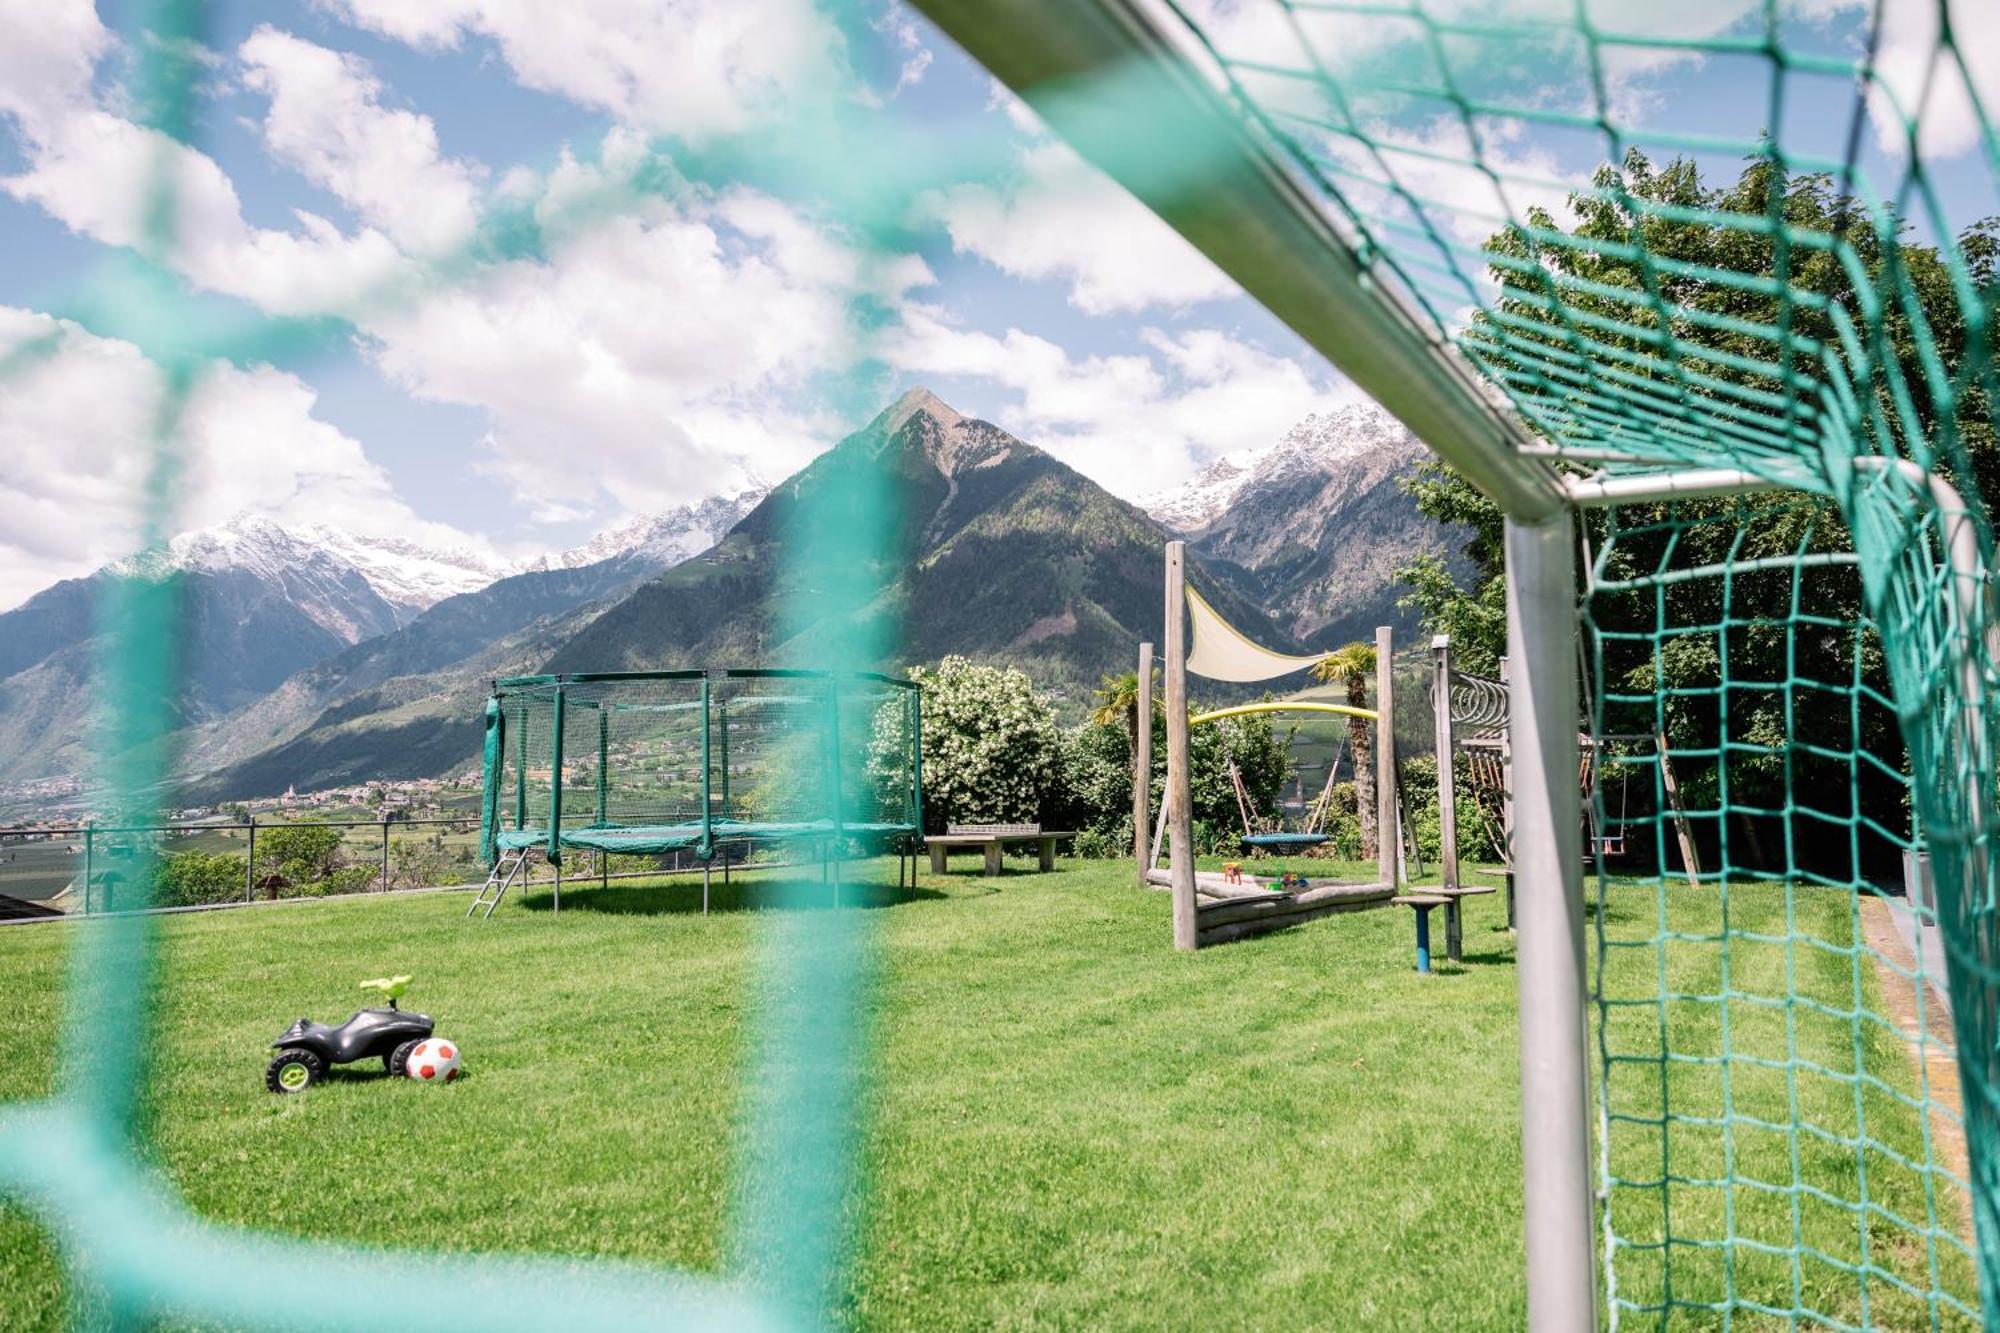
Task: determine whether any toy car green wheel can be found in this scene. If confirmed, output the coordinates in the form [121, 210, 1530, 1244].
[266, 1048, 324, 1094]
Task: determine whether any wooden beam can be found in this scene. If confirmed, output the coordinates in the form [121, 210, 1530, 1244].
[1375, 625, 1397, 889]
[1434, 635, 1460, 892]
[1165, 542, 1197, 951]
[1196, 894, 1391, 946]
[1135, 641, 1153, 887]
[1656, 731, 1701, 888]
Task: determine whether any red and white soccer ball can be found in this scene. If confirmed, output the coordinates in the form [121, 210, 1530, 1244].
[406, 1038, 461, 1084]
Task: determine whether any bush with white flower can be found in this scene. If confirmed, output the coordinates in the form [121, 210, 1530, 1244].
[889, 656, 1064, 831]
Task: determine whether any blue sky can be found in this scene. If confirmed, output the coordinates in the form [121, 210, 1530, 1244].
[0, 0, 1992, 609]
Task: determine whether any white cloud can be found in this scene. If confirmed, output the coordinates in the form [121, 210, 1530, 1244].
[4, 109, 409, 315]
[0, 0, 110, 135]
[929, 139, 1239, 314]
[1322, 116, 1579, 252]
[0, 6, 937, 544]
[362, 172, 901, 520]
[238, 27, 484, 253]
[1863, 0, 2000, 161]
[874, 8, 933, 98]
[0, 8, 410, 318]
[0, 307, 492, 608]
[323, 0, 850, 138]
[881, 303, 1355, 496]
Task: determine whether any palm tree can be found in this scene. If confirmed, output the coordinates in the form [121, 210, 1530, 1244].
[1311, 643, 1377, 858]
[1091, 672, 1143, 767]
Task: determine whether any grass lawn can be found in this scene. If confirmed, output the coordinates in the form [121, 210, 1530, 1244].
[0, 855, 1972, 1328]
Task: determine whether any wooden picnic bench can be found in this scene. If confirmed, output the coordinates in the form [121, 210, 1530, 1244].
[926, 824, 1074, 876]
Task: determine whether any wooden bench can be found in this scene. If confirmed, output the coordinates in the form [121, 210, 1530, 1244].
[926, 824, 1074, 876]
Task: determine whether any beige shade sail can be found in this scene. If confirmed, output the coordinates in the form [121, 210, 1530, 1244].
[1184, 585, 1322, 682]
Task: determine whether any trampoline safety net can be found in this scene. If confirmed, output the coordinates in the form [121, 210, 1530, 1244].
[482, 671, 923, 862]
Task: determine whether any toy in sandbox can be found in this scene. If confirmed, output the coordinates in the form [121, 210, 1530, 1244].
[265, 975, 444, 1094]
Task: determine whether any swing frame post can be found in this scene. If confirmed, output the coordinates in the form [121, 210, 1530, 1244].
[1375, 625, 1397, 889]
[1164, 543, 1198, 951]
[1433, 635, 1460, 892]
[1500, 656, 1516, 930]
[1134, 642, 1153, 887]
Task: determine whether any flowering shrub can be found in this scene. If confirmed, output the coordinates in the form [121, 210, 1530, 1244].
[879, 660, 1296, 848]
[901, 657, 1064, 830]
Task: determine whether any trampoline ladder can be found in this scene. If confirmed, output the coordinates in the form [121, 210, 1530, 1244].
[468, 849, 527, 920]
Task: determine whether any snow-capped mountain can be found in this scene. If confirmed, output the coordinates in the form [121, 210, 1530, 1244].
[0, 519, 482, 780]
[296, 526, 511, 615]
[90, 489, 772, 639]
[1140, 453, 1256, 534]
[0, 489, 776, 784]
[522, 485, 769, 574]
[110, 515, 510, 632]
[1140, 402, 1414, 535]
[1142, 401, 1466, 646]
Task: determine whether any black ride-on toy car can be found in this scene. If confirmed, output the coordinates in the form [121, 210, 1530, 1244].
[267, 975, 433, 1094]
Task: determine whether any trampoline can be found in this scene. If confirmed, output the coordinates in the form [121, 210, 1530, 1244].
[476, 668, 923, 908]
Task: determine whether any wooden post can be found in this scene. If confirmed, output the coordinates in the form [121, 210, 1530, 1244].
[244, 817, 256, 904]
[1165, 543, 1197, 951]
[1656, 731, 1701, 888]
[1134, 642, 1153, 887]
[380, 816, 391, 891]
[1500, 656, 1516, 930]
[1375, 625, 1397, 889]
[1399, 786, 1424, 878]
[1433, 636, 1460, 891]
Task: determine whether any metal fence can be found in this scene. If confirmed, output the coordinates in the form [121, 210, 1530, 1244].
[0, 814, 818, 920]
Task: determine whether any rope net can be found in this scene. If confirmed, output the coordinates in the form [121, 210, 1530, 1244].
[1147, 0, 2000, 1324]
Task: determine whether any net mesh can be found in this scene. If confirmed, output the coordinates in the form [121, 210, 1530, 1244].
[486, 673, 920, 858]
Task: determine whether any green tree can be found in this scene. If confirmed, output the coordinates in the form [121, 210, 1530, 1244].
[256, 822, 344, 888]
[1050, 700, 1289, 848]
[153, 851, 247, 907]
[1395, 150, 1990, 860]
[1187, 710, 1289, 835]
[1090, 671, 1146, 774]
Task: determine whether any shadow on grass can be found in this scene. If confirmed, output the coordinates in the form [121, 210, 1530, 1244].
[317, 1064, 398, 1085]
[514, 875, 945, 916]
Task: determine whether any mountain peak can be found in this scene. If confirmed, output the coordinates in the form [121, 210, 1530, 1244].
[875, 386, 965, 437]
[861, 386, 1021, 479]
[104, 513, 512, 623]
